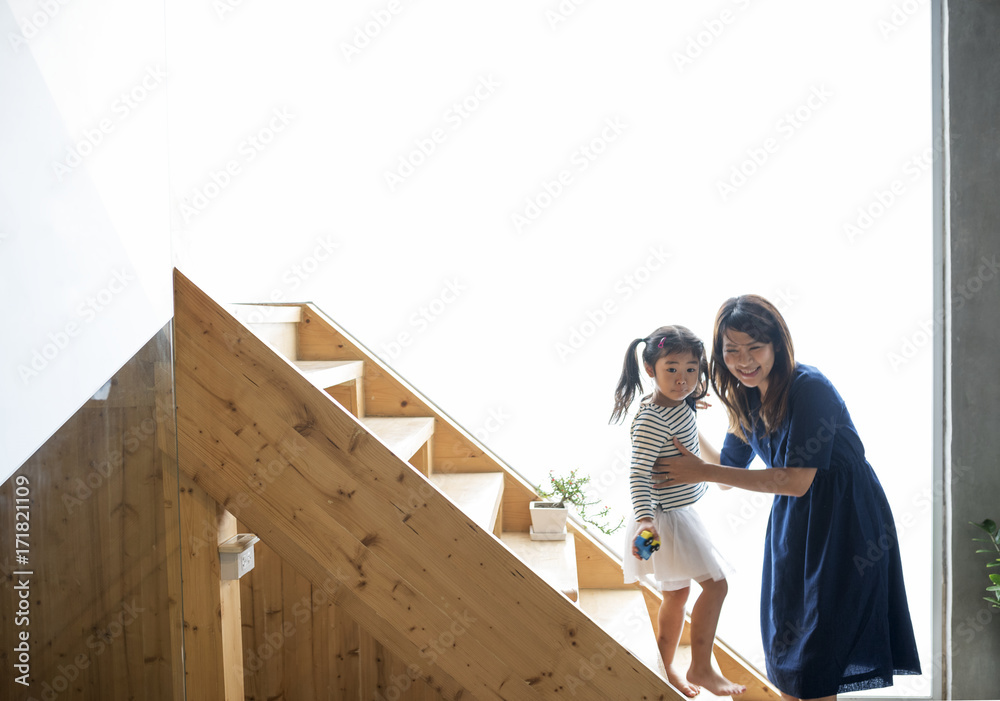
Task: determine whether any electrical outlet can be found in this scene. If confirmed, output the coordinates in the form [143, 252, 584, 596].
[219, 533, 260, 580]
[238, 547, 254, 577]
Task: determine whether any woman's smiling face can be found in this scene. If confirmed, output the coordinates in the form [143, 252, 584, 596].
[722, 329, 775, 396]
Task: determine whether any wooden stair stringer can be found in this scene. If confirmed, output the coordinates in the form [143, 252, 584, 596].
[174, 270, 679, 701]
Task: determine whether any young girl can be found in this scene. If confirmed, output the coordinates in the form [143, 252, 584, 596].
[610, 325, 745, 698]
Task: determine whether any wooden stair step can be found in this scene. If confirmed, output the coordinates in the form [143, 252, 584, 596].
[430, 472, 504, 536]
[578, 589, 733, 700]
[227, 304, 301, 358]
[227, 304, 302, 323]
[359, 416, 434, 462]
[671, 645, 734, 700]
[292, 360, 364, 389]
[501, 532, 579, 602]
[578, 589, 662, 672]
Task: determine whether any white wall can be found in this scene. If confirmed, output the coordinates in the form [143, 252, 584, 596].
[0, 0, 171, 483]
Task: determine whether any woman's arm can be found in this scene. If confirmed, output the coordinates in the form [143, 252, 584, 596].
[696, 430, 731, 490]
[656, 437, 817, 497]
[665, 462, 816, 497]
[697, 429, 720, 464]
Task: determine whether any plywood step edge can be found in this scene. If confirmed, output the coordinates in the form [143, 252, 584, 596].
[429, 472, 504, 535]
[227, 304, 302, 324]
[578, 589, 661, 671]
[292, 359, 364, 389]
[500, 532, 579, 603]
[359, 416, 434, 463]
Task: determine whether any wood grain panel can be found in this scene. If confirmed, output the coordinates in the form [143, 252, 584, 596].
[241, 540, 456, 701]
[326, 382, 360, 417]
[0, 327, 181, 701]
[176, 470, 227, 701]
[332, 604, 361, 699]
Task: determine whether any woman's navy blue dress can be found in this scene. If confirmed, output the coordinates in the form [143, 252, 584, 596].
[720, 364, 921, 698]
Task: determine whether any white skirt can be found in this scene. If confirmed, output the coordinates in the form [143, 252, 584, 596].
[623, 504, 734, 591]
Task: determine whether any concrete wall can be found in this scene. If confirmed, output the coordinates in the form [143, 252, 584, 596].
[946, 1, 1000, 698]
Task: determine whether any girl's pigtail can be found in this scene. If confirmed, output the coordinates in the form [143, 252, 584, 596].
[609, 338, 646, 424]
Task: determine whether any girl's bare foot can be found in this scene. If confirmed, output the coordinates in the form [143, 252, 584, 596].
[686, 665, 745, 696]
[666, 663, 701, 697]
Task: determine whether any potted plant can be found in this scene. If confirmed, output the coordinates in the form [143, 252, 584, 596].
[530, 468, 624, 541]
[970, 518, 1000, 610]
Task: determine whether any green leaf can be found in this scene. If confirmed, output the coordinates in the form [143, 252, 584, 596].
[986, 585, 1000, 592]
[989, 574, 1000, 585]
[971, 519, 998, 536]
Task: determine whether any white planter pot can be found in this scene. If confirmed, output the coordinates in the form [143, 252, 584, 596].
[529, 501, 568, 541]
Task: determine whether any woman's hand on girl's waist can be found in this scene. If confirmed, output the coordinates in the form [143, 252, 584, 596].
[653, 436, 708, 487]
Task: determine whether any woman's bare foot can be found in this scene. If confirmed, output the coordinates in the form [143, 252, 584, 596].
[686, 665, 746, 696]
[666, 663, 701, 697]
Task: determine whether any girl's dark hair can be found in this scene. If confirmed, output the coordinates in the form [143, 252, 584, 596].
[709, 295, 796, 442]
[609, 325, 709, 424]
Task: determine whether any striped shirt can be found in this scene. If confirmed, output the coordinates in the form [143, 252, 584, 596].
[629, 401, 707, 520]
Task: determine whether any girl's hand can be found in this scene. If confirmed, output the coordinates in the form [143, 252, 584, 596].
[653, 437, 708, 488]
[632, 519, 659, 560]
[694, 394, 712, 411]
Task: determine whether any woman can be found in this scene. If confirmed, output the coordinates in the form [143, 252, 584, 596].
[656, 295, 920, 701]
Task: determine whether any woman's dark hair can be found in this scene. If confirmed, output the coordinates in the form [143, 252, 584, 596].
[609, 325, 709, 424]
[709, 295, 795, 442]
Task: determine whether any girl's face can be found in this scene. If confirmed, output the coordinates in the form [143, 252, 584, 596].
[645, 351, 700, 406]
[722, 329, 775, 396]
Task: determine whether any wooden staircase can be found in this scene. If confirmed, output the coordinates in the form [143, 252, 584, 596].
[175, 270, 778, 701]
